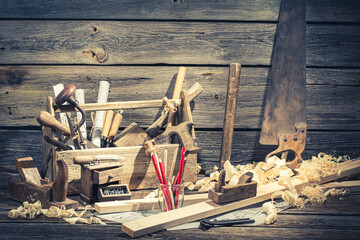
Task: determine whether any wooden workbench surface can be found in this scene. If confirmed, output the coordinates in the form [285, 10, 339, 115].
[1, 164, 359, 239]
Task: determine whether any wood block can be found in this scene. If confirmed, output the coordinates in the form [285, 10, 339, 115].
[50, 198, 79, 209]
[7, 178, 53, 208]
[112, 122, 150, 147]
[208, 181, 257, 204]
[95, 193, 209, 214]
[98, 184, 131, 202]
[15, 157, 41, 186]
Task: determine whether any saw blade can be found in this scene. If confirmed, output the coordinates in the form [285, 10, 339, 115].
[260, 0, 306, 145]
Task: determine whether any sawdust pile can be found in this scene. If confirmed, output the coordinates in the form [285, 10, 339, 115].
[8, 201, 106, 225]
[181, 152, 351, 224]
[296, 153, 349, 182]
[184, 153, 350, 194]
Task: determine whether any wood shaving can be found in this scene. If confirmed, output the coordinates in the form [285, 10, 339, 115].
[324, 188, 350, 199]
[300, 184, 326, 205]
[144, 189, 159, 199]
[262, 201, 277, 224]
[8, 201, 42, 219]
[296, 153, 348, 182]
[8, 201, 106, 225]
[224, 160, 237, 182]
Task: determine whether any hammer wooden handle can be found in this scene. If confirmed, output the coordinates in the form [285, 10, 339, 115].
[37, 111, 71, 136]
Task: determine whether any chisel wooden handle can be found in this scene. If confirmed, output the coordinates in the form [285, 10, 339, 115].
[101, 110, 114, 139]
[37, 111, 71, 136]
[73, 156, 95, 164]
[108, 111, 123, 141]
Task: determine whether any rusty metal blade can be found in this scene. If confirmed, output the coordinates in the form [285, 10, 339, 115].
[260, 0, 306, 145]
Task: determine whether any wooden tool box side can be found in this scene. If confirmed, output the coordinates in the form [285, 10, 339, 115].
[56, 144, 197, 190]
[40, 97, 198, 190]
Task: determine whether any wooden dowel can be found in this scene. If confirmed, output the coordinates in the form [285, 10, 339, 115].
[169, 147, 179, 183]
[167, 67, 186, 127]
[55, 99, 181, 112]
[164, 149, 168, 180]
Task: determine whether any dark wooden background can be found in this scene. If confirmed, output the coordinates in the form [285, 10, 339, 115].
[0, 0, 359, 172]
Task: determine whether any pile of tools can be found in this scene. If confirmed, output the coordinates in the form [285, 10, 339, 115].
[33, 67, 203, 203]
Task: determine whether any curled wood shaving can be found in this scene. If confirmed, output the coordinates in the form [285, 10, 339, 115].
[271, 176, 305, 208]
[8, 201, 106, 225]
[262, 201, 277, 224]
[8, 201, 42, 219]
[144, 189, 159, 199]
[224, 160, 237, 182]
[64, 216, 106, 225]
[324, 188, 350, 199]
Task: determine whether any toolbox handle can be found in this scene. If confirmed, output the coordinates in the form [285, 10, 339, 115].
[54, 99, 181, 113]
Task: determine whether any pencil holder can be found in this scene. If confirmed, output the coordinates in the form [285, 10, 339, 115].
[158, 181, 184, 212]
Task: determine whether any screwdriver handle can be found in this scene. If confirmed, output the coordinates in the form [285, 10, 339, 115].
[37, 111, 71, 136]
[101, 110, 114, 139]
[108, 111, 123, 141]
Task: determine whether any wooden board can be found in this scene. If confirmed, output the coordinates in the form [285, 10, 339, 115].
[0, 0, 359, 23]
[0, 66, 359, 130]
[121, 158, 360, 237]
[55, 144, 197, 190]
[0, 22, 359, 67]
[95, 193, 208, 214]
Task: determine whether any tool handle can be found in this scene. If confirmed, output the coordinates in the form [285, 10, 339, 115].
[55, 84, 76, 106]
[37, 111, 71, 136]
[219, 63, 241, 169]
[101, 110, 114, 139]
[144, 140, 157, 156]
[108, 111, 123, 140]
[73, 156, 94, 164]
[167, 67, 186, 127]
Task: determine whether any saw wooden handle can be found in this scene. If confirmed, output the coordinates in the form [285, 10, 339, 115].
[101, 110, 114, 139]
[37, 111, 71, 136]
[108, 111, 123, 140]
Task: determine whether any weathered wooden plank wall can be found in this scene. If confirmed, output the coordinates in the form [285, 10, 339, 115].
[0, 0, 359, 170]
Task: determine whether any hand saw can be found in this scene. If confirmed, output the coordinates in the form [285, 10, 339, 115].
[260, 0, 306, 170]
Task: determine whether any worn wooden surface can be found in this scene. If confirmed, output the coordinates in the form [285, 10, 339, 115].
[0, 67, 359, 130]
[0, 0, 359, 237]
[1, 173, 359, 239]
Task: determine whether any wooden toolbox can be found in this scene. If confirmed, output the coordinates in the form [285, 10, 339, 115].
[40, 96, 198, 194]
